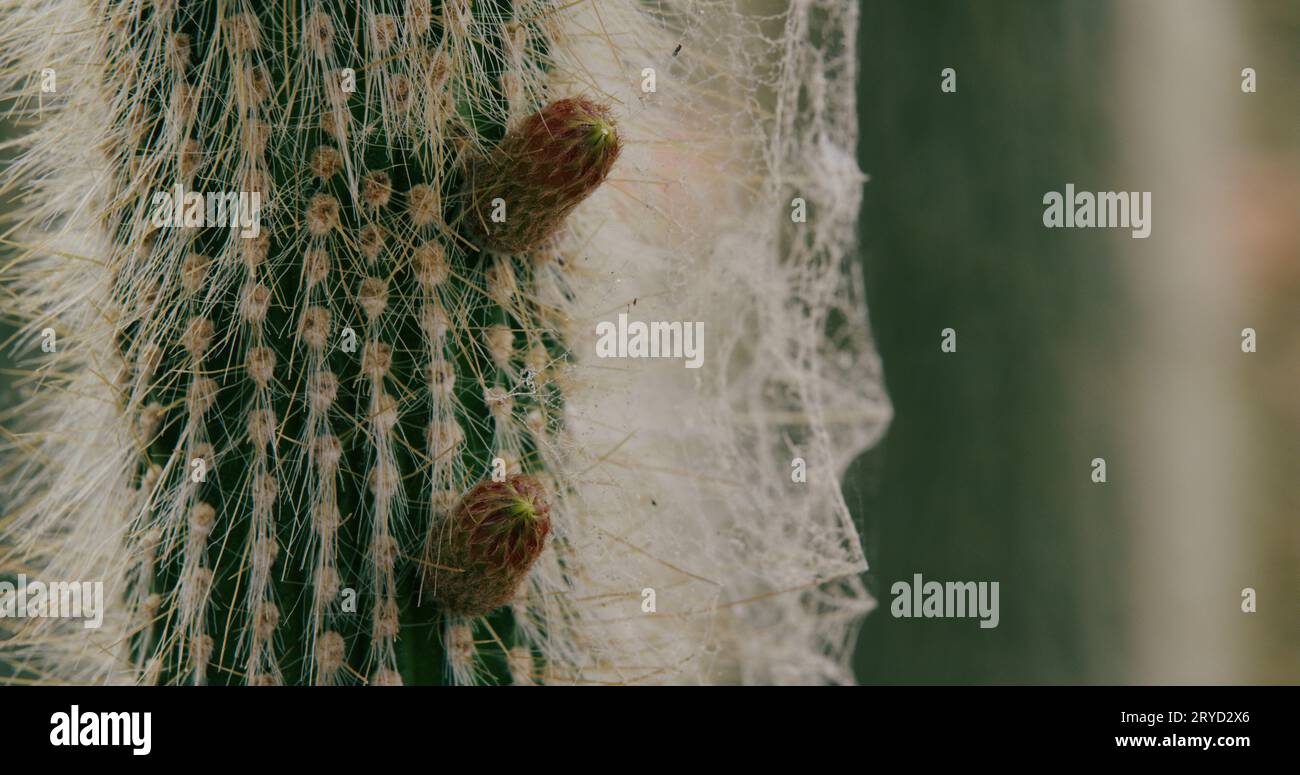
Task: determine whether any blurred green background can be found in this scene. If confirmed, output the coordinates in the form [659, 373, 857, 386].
[848, 0, 1121, 683]
[848, 0, 1298, 684]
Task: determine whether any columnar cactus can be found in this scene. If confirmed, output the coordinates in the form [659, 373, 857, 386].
[11, 1, 614, 685]
[3, 0, 886, 686]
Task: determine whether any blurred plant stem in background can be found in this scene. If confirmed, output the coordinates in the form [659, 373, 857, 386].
[1115, 0, 1251, 684]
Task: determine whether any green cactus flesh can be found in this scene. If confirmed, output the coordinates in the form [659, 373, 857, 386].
[103, 1, 595, 685]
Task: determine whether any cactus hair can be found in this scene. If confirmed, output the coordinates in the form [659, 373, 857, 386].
[1, 0, 890, 685]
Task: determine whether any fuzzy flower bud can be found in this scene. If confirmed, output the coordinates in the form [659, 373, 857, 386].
[466, 97, 621, 254]
[425, 474, 551, 616]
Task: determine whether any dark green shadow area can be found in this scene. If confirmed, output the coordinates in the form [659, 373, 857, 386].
[848, 0, 1129, 683]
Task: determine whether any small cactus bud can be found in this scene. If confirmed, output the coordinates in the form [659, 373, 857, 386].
[425, 474, 551, 617]
[466, 97, 621, 254]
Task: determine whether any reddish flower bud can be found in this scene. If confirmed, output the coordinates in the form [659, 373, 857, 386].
[425, 474, 551, 616]
[466, 97, 621, 254]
